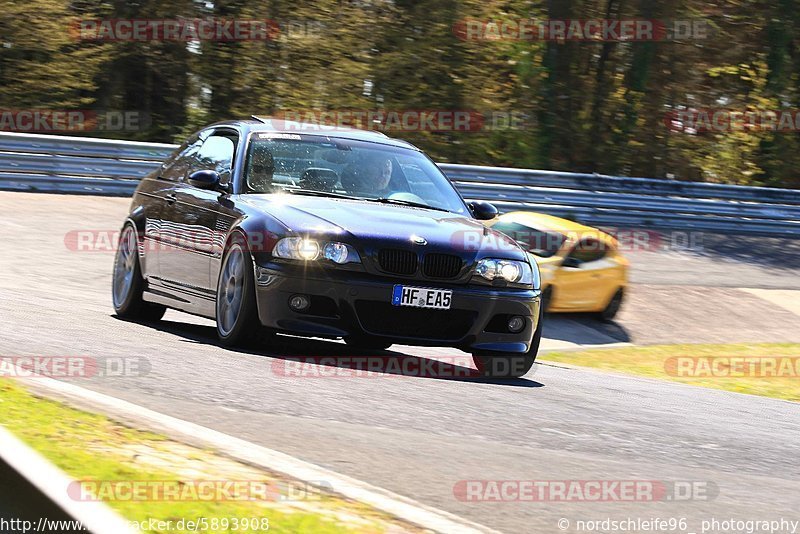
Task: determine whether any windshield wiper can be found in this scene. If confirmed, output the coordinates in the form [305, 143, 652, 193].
[285, 189, 452, 213]
[370, 197, 451, 213]
[285, 189, 358, 200]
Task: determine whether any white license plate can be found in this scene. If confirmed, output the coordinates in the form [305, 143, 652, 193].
[391, 285, 452, 310]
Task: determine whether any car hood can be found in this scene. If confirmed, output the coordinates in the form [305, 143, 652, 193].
[240, 194, 527, 260]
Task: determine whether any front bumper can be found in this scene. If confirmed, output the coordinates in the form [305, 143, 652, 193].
[253, 263, 541, 354]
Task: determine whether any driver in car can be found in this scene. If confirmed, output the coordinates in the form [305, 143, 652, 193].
[341, 155, 394, 197]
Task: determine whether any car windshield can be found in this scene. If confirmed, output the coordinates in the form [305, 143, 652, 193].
[243, 134, 467, 215]
[491, 221, 566, 258]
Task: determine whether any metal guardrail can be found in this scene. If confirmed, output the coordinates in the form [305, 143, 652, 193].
[1, 131, 799, 237]
[440, 164, 800, 204]
[0, 152, 160, 179]
[0, 132, 175, 160]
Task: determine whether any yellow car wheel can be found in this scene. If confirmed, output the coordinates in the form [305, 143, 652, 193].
[541, 286, 554, 314]
[598, 288, 624, 322]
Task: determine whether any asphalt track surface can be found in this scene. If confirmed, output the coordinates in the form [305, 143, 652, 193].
[1, 192, 799, 533]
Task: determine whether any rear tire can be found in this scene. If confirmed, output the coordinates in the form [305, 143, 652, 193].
[472, 304, 543, 378]
[598, 288, 624, 322]
[112, 223, 166, 321]
[216, 234, 262, 347]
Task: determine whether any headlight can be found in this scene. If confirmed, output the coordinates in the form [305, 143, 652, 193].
[273, 237, 320, 260]
[273, 237, 360, 264]
[323, 242, 355, 264]
[476, 258, 536, 286]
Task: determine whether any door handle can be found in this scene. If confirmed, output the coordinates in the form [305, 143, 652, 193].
[165, 193, 177, 205]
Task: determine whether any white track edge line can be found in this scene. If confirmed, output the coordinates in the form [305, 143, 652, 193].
[0, 425, 137, 534]
[17, 376, 501, 534]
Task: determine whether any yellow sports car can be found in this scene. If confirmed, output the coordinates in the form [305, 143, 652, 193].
[487, 212, 628, 320]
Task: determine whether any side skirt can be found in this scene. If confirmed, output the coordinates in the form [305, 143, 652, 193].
[143, 280, 216, 319]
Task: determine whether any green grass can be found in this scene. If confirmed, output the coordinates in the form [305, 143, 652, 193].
[0, 381, 410, 534]
[541, 343, 800, 402]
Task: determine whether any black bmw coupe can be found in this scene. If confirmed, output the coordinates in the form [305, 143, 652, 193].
[112, 118, 542, 377]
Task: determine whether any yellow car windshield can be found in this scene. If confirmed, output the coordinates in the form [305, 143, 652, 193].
[491, 221, 566, 258]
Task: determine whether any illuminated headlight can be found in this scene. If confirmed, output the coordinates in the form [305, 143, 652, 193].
[273, 237, 360, 264]
[298, 240, 320, 260]
[273, 237, 320, 261]
[500, 262, 521, 281]
[476, 258, 535, 286]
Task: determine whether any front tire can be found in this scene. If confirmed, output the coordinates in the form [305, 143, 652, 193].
[216, 235, 261, 347]
[472, 304, 543, 378]
[112, 223, 166, 321]
[598, 288, 624, 322]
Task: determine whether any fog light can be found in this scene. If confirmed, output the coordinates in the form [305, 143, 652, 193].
[289, 294, 311, 312]
[507, 316, 525, 333]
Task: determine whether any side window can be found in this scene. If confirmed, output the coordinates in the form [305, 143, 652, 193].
[192, 133, 237, 184]
[160, 136, 203, 182]
[567, 238, 608, 265]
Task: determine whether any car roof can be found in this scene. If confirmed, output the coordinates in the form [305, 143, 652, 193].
[495, 211, 618, 245]
[207, 117, 421, 151]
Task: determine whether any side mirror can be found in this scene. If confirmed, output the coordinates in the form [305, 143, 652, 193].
[468, 200, 499, 221]
[562, 257, 582, 269]
[188, 169, 221, 190]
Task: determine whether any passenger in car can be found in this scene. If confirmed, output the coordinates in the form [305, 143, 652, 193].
[373, 157, 393, 194]
[247, 151, 274, 191]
